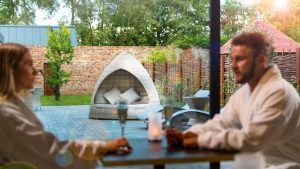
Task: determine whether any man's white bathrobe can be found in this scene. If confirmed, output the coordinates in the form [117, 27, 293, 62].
[187, 65, 300, 169]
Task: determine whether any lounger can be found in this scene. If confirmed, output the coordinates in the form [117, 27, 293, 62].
[169, 109, 210, 131]
[136, 90, 210, 129]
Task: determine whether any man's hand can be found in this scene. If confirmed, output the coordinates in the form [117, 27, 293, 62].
[183, 131, 198, 148]
[107, 138, 132, 153]
[165, 128, 183, 147]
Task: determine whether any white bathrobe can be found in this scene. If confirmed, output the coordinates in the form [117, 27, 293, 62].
[0, 94, 108, 169]
[187, 65, 300, 169]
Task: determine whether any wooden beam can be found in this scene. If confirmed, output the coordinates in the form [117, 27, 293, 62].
[152, 62, 156, 83]
[43, 63, 54, 95]
[179, 59, 183, 102]
[296, 48, 300, 85]
[197, 57, 201, 90]
[220, 54, 225, 106]
[163, 62, 168, 96]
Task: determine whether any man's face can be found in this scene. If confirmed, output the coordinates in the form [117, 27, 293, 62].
[230, 45, 256, 84]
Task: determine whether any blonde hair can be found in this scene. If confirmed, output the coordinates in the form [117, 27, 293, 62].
[0, 43, 29, 101]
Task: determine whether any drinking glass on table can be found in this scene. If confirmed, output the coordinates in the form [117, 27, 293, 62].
[162, 96, 173, 128]
[116, 98, 128, 137]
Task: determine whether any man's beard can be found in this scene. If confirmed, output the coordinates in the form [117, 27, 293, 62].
[235, 60, 256, 84]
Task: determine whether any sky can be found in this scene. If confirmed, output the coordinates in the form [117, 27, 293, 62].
[35, 5, 70, 26]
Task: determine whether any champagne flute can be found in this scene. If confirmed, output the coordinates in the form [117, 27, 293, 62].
[116, 98, 128, 137]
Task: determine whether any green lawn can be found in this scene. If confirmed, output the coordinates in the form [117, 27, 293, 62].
[41, 95, 186, 107]
[41, 95, 92, 106]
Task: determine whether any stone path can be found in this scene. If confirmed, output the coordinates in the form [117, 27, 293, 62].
[34, 105, 233, 169]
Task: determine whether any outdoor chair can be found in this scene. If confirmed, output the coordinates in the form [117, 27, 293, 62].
[23, 87, 42, 111]
[24, 91, 33, 109]
[89, 52, 160, 119]
[136, 90, 210, 130]
[182, 90, 210, 109]
[32, 87, 42, 111]
[169, 109, 210, 131]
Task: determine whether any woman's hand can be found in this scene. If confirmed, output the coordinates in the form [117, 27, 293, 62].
[107, 138, 132, 153]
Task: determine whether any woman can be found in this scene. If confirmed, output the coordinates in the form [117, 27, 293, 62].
[0, 43, 130, 169]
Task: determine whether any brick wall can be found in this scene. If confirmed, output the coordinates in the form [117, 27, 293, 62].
[273, 53, 297, 81]
[30, 46, 205, 96]
[142, 48, 210, 100]
[223, 52, 297, 81]
[29, 46, 155, 95]
[29, 45, 296, 97]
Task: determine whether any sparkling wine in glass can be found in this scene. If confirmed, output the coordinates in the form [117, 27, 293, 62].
[116, 99, 128, 137]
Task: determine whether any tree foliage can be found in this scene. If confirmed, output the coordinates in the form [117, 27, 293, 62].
[70, 0, 259, 47]
[62, 0, 211, 47]
[3, 0, 299, 46]
[255, 0, 300, 42]
[147, 44, 179, 63]
[221, 0, 256, 44]
[0, 0, 58, 24]
[45, 23, 74, 101]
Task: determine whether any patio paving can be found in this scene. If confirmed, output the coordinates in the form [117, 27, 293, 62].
[34, 105, 233, 169]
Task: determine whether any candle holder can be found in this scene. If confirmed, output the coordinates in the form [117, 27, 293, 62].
[148, 112, 162, 141]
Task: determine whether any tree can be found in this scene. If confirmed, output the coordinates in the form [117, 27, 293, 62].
[75, 0, 98, 45]
[221, 0, 256, 44]
[45, 23, 74, 101]
[255, 0, 300, 42]
[0, 0, 58, 24]
[62, 0, 78, 25]
[62, 0, 105, 45]
[58, 0, 212, 47]
[91, 0, 210, 47]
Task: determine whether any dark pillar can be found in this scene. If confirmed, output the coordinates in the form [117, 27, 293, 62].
[154, 164, 165, 169]
[209, 0, 221, 119]
[210, 162, 220, 169]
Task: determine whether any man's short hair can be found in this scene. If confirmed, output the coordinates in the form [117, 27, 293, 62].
[231, 32, 273, 61]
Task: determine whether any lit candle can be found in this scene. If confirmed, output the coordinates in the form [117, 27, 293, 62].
[148, 112, 162, 141]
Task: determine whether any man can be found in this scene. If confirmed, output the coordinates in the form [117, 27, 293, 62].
[166, 32, 300, 169]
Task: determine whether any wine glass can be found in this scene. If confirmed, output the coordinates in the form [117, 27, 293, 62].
[162, 96, 173, 128]
[116, 98, 128, 137]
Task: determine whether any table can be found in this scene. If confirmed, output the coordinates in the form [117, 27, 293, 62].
[102, 138, 236, 169]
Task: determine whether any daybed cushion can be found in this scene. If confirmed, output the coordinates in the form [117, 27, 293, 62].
[103, 87, 121, 104]
[95, 89, 107, 104]
[120, 87, 140, 104]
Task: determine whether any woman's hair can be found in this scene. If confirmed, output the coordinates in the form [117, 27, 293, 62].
[0, 43, 29, 101]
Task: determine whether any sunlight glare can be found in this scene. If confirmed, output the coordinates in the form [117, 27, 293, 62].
[273, 0, 289, 11]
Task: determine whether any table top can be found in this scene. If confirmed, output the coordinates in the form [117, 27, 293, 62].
[102, 138, 236, 167]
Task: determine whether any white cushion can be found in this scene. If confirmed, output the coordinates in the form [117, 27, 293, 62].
[103, 87, 121, 104]
[94, 89, 107, 104]
[120, 87, 140, 104]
